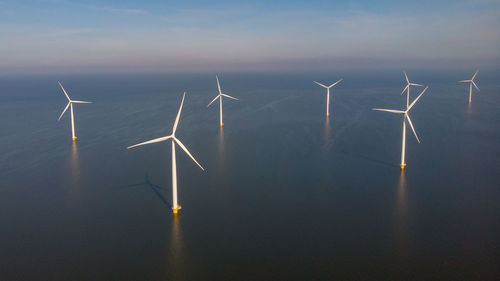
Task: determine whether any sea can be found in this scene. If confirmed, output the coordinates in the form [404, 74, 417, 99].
[0, 70, 499, 280]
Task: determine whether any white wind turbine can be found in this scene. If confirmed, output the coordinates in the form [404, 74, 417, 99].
[458, 70, 479, 104]
[57, 81, 92, 141]
[373, 86, 428, 171]
[207, 75, 239, 127]
[401, 72, 423, 108]
[313, 79, 342, 118]
[127, 92, 204, 214]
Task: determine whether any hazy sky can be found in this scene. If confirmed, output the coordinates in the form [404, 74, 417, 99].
[1, 0, 499, 73]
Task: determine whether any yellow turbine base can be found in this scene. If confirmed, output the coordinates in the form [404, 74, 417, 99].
[72, 137, 77, 142]
[400, 164, 406, 171]
[220, 123, 224, 127]
[172, 205, 182, 214]
[326, 114, 330, 117]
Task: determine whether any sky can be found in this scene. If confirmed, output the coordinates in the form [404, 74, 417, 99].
[0, 0, 499, 74]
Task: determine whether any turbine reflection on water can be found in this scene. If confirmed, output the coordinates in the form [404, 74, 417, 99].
[167, 215, 186, 281]
[217, 128, 225, 169]
[215, 127, 230, 188]
[67, 141, 82, 201]
[70, 142, 80, 182]
[323, 118, 332, 151]
[393, 171, 409, 257]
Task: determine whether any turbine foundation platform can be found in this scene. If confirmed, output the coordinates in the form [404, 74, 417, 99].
[172, 205, 182, 214]
[72, 137, 77, 142]
[400, 164, 406, 171]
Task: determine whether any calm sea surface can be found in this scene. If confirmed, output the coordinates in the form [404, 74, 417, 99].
[0, 70, 499, 280]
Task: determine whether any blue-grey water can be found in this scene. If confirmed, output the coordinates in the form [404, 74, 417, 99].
[0, 70, 499, 280]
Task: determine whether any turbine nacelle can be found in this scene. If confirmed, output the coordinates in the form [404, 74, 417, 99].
[207, 75, 239, 108]
[373, 86, 428, 144]
[458, 70, 480, 91]
[57, 81, 92, 121]
[401, 72, 424, 95]
[126, 92, 205, 171]
[313, 78, 343, 89]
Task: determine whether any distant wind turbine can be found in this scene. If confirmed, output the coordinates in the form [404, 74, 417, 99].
[207, 75, 239, 127]
[401, 72, 423, 108]
[313, 79, 342, 118]
[373, 86, 428, 171]
[127, 92, 204, 214]
[57, 81, 92, 141]
[458, 70, 479, 104]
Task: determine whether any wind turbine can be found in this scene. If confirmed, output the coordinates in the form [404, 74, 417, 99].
[401, 72, 423, 108]
[373, 86, 428, 171]
[57, 81, 92, 141]
[458, 70, 479, 104]
[207, 75, 239, 127]
[313, 79, 342, 118]
[127, 92, 204, 214]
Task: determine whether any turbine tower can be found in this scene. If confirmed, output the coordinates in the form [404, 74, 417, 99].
[373, 86, 428, 171]
[313, 79, 342, 118]
[57, 81, 92, 141]
[401, 72, 423, 108]
[458, 70, 479, 104]
[207, 75, 239, 127]
[127, 92, 204, 214]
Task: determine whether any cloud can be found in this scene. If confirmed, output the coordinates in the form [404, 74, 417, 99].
[99, 7, 148, 14]
[44, 28, 93, 37]
[468, 0, 500, 4]
[0, 2, 499, 73]
[51, 1, 149, 15]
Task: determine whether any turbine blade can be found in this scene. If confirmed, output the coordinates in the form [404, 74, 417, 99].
[404, 72, 409, 83]
[172, 92, 186, 134]
[173, 138, 205, 171]
[329, 78, 343, 87]
[401, 84, 409, 95]
[58, 102, 71, 121]
[458, 80, 471, 83]
[408, 86, 428, 111]
[71, 100, 92, 104]
[221, 93, 239, 100]
[58, 81, 71, 101]
[405, 114, 420, 143]
[472, 81, 479, 91]
[372, 108, 405, 114]
[207, 95, 220, 107]
[410, 83, 424, 87]
[313, 81, 327, 88]
[472, 70, 478, 80]
[216, 75, 222, 94]
[127, 136, 172, 149]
